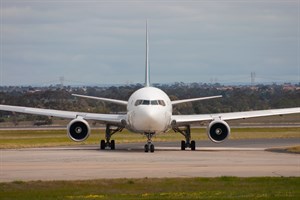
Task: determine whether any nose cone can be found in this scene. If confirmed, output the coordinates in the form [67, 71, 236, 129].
[133, 107, 169, 132]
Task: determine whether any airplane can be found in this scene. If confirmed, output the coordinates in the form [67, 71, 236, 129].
[0, 24, 300, 153]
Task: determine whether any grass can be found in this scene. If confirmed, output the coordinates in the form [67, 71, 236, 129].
[0, 127, 300, 149]
[0, 177, 299, 200]
[267, 145, 300, 154]
[286, 146, 300, 153]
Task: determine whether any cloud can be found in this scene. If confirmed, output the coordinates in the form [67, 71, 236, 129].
[1, 0, 299, 85]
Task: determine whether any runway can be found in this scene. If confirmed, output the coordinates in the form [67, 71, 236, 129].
[1, 139, 299, 182]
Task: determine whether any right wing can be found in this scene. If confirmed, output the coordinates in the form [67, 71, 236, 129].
[172, 107, 300, 125]
[171, 95, 222, 105]
[0, 104, 126, 125]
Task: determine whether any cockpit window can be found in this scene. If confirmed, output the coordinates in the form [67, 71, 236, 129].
[134, 99, 166, 106]
[142, 100, 150, 105]
[158, 100, 166, 106]
[135, 100, 143, 106]
[151, 100, 158, 105]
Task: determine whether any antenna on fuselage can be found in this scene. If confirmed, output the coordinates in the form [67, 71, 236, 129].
[145, 21, 150, 87]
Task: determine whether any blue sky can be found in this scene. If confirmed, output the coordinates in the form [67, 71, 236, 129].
[1, 0, 299, 86]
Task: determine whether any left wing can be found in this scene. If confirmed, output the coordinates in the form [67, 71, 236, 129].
[171, 107, 300, 125]
[0, 104, 126, 125]
[72, 94, 128, 106]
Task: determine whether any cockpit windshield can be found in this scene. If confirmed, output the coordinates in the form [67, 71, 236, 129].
[135, 99, 166, 106]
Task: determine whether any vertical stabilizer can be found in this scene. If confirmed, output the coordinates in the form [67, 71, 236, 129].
[145, 21, 150, 87]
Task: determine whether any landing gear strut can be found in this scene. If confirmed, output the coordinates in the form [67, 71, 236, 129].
[144, 132, 155, 153]
[173, 125, 196, 150]
[100, 124, 123, 150]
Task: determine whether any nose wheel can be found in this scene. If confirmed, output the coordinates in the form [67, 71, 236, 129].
[144, 143, 155, 153]
[144, 132, 155, 153]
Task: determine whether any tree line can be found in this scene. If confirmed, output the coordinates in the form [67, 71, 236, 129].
[0, 83, 299, 124]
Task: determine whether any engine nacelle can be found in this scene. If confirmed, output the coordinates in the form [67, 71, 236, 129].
[207, 120, 230, 143]
[67, 118, 90, 142]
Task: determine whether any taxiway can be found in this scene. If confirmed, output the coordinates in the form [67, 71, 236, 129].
[1, 138, 299, 182]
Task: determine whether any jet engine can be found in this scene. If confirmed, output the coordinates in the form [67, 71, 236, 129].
[67, 118, 90, 142]
[207, 120, 230, 143]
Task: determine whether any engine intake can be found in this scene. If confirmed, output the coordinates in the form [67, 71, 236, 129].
[207, 120, 230, 143]
[67, 118, 90, 142]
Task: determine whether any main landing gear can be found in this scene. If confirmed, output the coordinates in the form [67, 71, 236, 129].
[173, 125, 196, 151]
[144, 132, 155, 153]
[100, 124, 123, 150]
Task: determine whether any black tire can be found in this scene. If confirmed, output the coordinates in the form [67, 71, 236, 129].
[100, 140, 106, 150]
[144, 144, 149, 152]
[191, 140, 196, 151]
[111, 140, 115, 150]
[150, 144, 155, 153]
[181, 140, 186, 150]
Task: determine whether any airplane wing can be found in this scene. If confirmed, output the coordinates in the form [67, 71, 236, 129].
[171, 95, 222, 105]
[171, 107, 300, 125]
[0, 104, 126, 125]
[72, 94, 128, 106]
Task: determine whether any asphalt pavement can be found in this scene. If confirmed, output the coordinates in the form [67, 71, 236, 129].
[1, 138, 299, 182]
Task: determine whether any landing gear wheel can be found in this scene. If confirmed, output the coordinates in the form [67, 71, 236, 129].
[111, 140, 115, 150]
[144, 144, 149, 152]
[100, 124, 123, 151]
[181, 140, 186, 150]
[174, 125, 196, 151]
[191, 140, 196, 151]
[144, 132, 155, 153]
[144, 143, 154, 153]
[150, 144, 155, 153]
[100, 140, 105, 150]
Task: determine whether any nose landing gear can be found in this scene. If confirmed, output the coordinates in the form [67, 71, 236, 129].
[144, 132, 155, 153]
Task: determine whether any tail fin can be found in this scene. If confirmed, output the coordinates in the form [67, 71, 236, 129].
[145, 21, 150, 87]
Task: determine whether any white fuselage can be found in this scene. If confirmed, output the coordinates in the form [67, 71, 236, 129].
[126, 87, 172, 133]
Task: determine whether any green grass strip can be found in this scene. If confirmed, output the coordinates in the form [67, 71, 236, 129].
[0, 127, 300, 149]
[1, 177, 299, 200]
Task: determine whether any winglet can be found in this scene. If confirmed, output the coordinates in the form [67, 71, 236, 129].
[145, 21, 150, 87]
